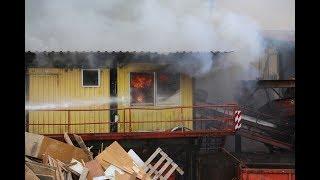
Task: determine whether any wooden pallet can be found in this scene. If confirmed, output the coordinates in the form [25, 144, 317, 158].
[142, 148, 184, 180]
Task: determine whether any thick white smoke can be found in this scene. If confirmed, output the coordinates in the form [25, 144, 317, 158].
[26, 0, 264, 77]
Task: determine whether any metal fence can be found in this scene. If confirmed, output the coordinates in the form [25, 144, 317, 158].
[26, 104, 239, 136]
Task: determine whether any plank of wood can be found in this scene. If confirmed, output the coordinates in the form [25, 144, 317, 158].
[73, 134, 93, 160]
[95, 141, 134, 172]
[25, 156, 34, 163]
[79, 167, 89, 180]
[26, 132, 90, 163]
[85, 159, 104, 180]
[42, 154, 50, 165]
[65, 166, 80, 177]
[152, 157, 173, 180]
[67, 172, 73, 180]
[175, 167, 184, 175]
[25, 132, 44, 157]
[95, 141, 150, 180]
[25, 165, 40, 180]
[162, 164, 178, 180]
[64, 133, 74, 146]
[35, 174, 55, 180]
[143, 148, 162, 172]
[56, 160, 68, 172]
[148, 152, 168, 176]
[26, 161, 57, 178]
[65, 162, 77, 167]
[100, 143, 104, 153]
[69, 159, 84, 175]
[128, 149, 145, 168]
[56, 161, 65, 180]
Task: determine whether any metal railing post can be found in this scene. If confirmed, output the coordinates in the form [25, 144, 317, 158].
[123, 109, 126, 133]
[180, 107, 183, 128]
[129, 108, 132, 132]
[68, 110, 71, 133]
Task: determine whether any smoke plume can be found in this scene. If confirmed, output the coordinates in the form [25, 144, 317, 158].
[26, 0, 264, 77]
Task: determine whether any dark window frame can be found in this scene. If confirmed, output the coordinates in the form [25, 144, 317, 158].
[129, 72, 181, 106]
[82, 69, 100, 87]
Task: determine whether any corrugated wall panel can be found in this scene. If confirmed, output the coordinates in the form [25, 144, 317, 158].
[259, 48, 280, 80]
[117, 63, 193, 132]
[28, 68, 110, 134]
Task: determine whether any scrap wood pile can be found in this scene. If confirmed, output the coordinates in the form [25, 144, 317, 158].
[25, 132, 184, 180]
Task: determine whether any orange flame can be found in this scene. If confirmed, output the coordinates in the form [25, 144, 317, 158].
[131, 74, 153, 89]
[136, 94, 144, 103]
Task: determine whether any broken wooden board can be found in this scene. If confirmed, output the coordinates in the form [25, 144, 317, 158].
[95, 141, 151, 180]
[95, 141, 135, 172]
[26, 161, 57, 179]
[25, 132, 90, 163]
[66, 172, 73, 180]
[128, 149, 144, 168]
[63, 133, 74, 146]
[25, 164, 40, 180]
[73, 134, 93, 160]
[79, 167, 89, 180]
[25, 132, 44, 157]
[104, 164, 125, 179]
[85, 159, 105, 180]
[69, 159, 85, 175]
[35, 174, 55, 180]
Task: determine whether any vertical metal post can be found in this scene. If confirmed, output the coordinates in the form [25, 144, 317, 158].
[129, 108, 132, 132]
[235, 134, 242, 153]
[123, 109, 126, 133]
[110, 66, 118, 132]
[68, 110, 71, 133]
[180, 107, 183, 128]
[200, 107, 203, 130]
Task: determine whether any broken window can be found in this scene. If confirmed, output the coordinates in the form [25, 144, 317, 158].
[156, 73, 180, 105]
[82, 69, 100, 87]
[130, 72, 181, 106]
[130, 72, 155, 106]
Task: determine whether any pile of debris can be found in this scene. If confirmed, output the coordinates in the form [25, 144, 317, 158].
[25, 132, 184, 180]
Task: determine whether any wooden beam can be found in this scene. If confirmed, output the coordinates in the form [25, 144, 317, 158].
[63, 133, 74, 146]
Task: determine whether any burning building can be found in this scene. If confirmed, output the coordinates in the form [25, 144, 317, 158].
[25, 51, 236, 135]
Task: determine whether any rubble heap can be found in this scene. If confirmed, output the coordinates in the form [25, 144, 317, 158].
[25, 132, 183, 180]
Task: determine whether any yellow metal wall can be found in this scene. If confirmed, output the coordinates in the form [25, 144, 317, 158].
[28, 68, 110, 134]
[117, 63, 193, 132]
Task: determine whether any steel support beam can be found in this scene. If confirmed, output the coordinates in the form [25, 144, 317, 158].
[237, 130, 293, 150]
[256, 80, 295, 88]
[46, 130, 235, 141]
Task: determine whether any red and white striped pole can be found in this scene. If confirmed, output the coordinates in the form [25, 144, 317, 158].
[234, 110, 242, 130]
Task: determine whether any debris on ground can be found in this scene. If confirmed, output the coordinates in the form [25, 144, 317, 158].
[25, 132, 183, 180]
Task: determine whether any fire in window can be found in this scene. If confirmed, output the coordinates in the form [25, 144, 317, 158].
[82, 69, 100, 87]
[156, 73, 180, 105]
[130, 72, 154, 106]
